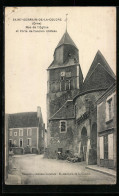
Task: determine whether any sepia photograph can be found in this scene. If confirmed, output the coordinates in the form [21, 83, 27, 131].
[5, 7, 116, 185]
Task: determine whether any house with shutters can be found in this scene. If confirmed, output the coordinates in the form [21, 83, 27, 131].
[96, 82, 116, 169]
[8, 107, 45, 154]
[46, 29, 116, 169]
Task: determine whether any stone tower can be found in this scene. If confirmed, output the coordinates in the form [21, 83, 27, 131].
[47, 30, 83, 145]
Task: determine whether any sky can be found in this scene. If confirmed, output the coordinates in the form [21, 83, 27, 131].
[5, 7, 116, 126]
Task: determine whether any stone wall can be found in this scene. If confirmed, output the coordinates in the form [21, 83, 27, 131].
[75, 90, 105, 119]
[47, 119, 75, 158]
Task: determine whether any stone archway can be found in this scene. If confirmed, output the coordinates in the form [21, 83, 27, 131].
[81, 127, 87, 161]
[90, 123, 97, 164]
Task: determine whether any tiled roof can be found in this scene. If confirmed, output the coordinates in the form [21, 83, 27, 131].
[8, 112, 39, 128]
[48, 59, 77, 69]
[82, 50, 116, 92]
[84, 50, 116, 83]
[56, 31, 78, 50]
[50, 100, 75, 120]
[82, 63, 115, 92]
[96, 82, 116, 104]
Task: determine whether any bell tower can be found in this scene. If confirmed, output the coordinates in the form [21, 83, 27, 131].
[47, 29, 83, 144]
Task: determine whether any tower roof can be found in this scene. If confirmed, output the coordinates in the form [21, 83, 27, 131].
[56, 31, 78, 50]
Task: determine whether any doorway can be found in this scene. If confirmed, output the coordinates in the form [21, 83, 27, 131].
[91, 123, 97, 164]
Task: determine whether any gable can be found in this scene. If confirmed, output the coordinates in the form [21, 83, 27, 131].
[84, 50, 116, 83]
[83, 63, 116, 92]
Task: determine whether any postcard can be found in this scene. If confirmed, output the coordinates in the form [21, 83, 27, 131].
[5, 7, 116, 185]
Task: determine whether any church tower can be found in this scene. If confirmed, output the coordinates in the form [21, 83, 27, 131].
[47, 29, 83, 145]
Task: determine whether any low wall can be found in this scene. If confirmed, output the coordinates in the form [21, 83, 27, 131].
[12, 147, 23, 155]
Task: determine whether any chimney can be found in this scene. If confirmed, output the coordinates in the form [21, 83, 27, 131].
[37, 106, 41, 118]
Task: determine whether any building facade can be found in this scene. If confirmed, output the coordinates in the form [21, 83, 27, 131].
[97, 83, 116, 169]
[46, 29, 116, 166]
[8, 107, 45, 154]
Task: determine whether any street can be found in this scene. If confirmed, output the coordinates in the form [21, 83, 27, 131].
[8, 154, 116, 185]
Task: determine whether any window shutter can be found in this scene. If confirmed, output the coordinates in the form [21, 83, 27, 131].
[99, 136, 104, 159]
[111, 94, 114, 119]
[105, 101, 109, 122]
[108, 133, 113, 160]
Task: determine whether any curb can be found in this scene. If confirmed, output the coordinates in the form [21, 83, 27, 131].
[86, 166, 116, 177]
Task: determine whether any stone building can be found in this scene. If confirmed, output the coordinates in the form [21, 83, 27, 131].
[47, 30, 83, 157]
[8, 107, 45, 154]
[73, 50, 116, 165]
[96, 82, 116, 169]
[46, 29, 116, 165]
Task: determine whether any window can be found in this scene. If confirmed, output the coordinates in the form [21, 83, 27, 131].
[14, 140, 17, 145]
[27, 128, 32, 136]
[19, 129, 23, 136]
[61, 76, 65, 81]
[9, 139, 12, 148]
[106, 96, 113, 122]
[14, 132, 17, 136]
[108, 133, 113, 160]
[66, 72, 71, 78]
[27, 138, 31, 146]
[10, 130, 12, 136]
[19, 138, 23, 147]
[60, 72, 65, 91]
[60, 121, 67, 133]
[107, 98, 112, 120]
[60, 80, 65, 91]
[41, 130, 43, 138]
[65, 80, 71, 90]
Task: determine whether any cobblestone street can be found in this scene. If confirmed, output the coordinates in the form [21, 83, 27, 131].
[6, 154, 116, 185]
